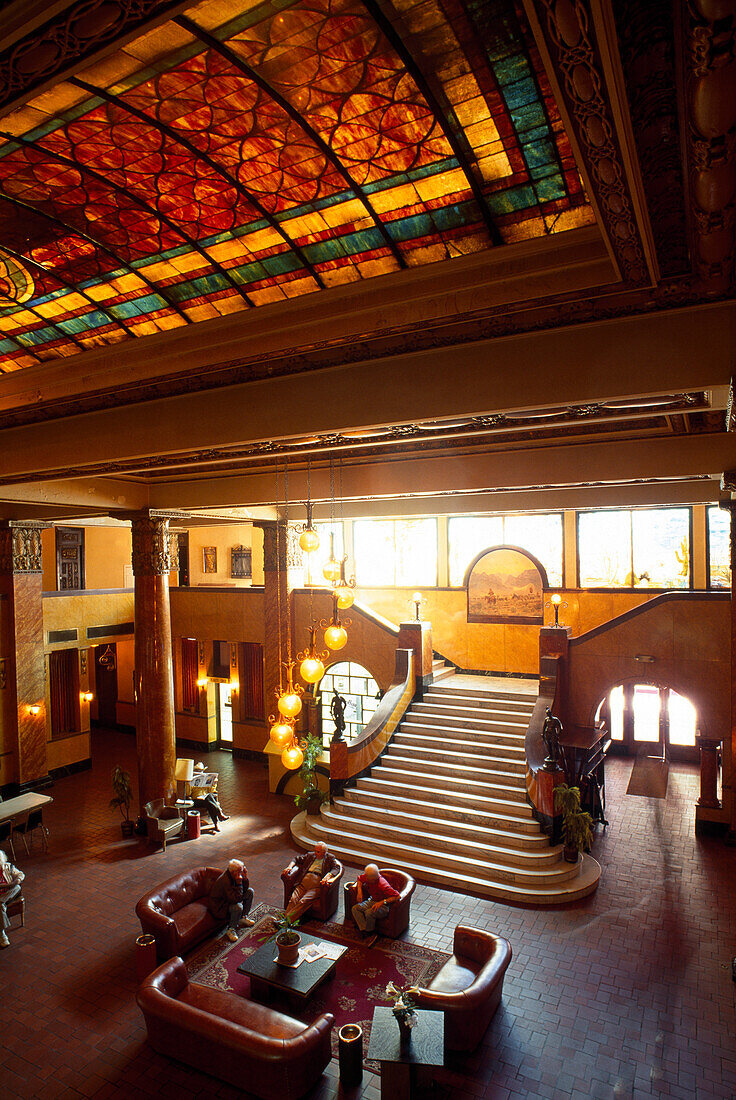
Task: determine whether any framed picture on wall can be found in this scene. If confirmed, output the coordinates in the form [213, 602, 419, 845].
[203, 546, 217, 574]
[231, 545, 252, 578]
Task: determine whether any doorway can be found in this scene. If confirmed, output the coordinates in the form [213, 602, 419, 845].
[177, 532, 189, 587]
[56, 527, 85, 590]
[94, 644, 118, 727]
[217, 683, 232, 747]
[596, 683, 698, 763]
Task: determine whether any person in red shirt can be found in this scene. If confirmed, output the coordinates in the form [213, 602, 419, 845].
[352, 863, 399, 933]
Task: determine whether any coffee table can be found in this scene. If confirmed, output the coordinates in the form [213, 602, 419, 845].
[237, 931, 345, 1005]
[367, 1006, 444, 1098]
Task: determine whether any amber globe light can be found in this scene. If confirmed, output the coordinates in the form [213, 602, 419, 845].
[300, 655, 324, 683]
[325, 623, 348, 650]
[322, 532, 341, 582]
[282, 742, 304, 770]
[299, 527, 320, 553]
[278, 691, 303, 718]
[269, 718, 294, 747]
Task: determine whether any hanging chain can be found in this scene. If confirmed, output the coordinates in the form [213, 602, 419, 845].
[274, 461, 284, 691]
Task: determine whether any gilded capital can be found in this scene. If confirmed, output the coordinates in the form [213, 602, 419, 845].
[131, 515, 175, 577]
[0, 521, 46, 574]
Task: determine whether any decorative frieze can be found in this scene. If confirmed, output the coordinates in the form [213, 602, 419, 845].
[0, 522, 46, 574]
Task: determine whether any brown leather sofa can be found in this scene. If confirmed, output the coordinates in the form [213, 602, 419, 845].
[282, 857, 344, 920]
[414, 925, 512, 1051]
[137, 956, 334, 1099]
[136, 866, 225, 960]
[344, 868, 415, 938]
[144, 798, 183, 851]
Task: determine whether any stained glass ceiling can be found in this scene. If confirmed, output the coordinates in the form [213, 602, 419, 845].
[0, 0, 594, 370]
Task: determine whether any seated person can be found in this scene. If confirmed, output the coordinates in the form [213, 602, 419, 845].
[351, 863, 399, 934]
[0, 850, 24, 949]
[192, 791, 229, 832]
[284, 842, 340, 920]
[208, 859, 255, 943]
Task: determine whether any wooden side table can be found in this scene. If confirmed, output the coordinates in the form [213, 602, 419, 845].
[366, 1006, 444, 1098]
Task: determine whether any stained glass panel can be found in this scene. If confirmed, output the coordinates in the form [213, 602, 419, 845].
[708, 505, 730, 589]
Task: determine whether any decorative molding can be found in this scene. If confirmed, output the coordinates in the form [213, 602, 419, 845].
[0, 521, 46, 573]
[682, 0, 736, 292]
[130, 514, 174, 577]
[0, 0, 186, 118]
[529, 0, 648, 284]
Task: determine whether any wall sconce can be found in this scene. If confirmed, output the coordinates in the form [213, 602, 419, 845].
[412, 591, 423, 620]
[28, 704, 41, 716]
[546, 593, 568, 627]
[196, 678, 208, 689]
[81, 691, 94, 703]
[634, 654, 656, 663]
[229, 681, 238, 693]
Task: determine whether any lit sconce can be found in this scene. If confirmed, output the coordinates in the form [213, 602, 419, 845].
[28, 704, 41, 717]
[196, 678, 208, 689]
[546, 592, 567, 627]
[81, 691, 94, 703]
[229, 680, 238, 693]
[412, 591, 423, 621]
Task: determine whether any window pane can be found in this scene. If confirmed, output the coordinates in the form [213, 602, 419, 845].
[304, 522, 344, 586]
[578, 511, 631, 587]
[395, 519, 437, 586]
[354, 520, 395, 586]
[633, 684, 661, 742]
[708, 505, 730, 589]
[503, 514, 563, 587]
[632, 508, 690, 589]
[448, 516, 504, 586]
[668, 690, 696, 747]
[609, 684, 624, 741]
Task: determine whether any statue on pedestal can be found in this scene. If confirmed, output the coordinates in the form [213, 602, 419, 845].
[542, 707, 563, 769]
[330, 689, 347, 744]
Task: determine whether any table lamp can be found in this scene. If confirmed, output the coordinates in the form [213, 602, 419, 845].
[174, 757, 194, 800]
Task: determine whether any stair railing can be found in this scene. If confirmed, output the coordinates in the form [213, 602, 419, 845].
[329, 648, 414, 799]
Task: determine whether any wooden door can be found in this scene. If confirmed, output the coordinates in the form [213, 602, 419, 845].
[94, 644, 118, 727]
[56, 527, 85, 590]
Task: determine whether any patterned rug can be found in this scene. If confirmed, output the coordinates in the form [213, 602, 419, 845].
[187, 903, 449, 1067]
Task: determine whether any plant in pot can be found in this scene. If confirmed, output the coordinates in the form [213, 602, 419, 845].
[257, 910, 302, 966]
[385, 981, 419, 1042]
[110, 765, 135, 838]
[553, 783, 594, 863]
[294, 734, 329, 816]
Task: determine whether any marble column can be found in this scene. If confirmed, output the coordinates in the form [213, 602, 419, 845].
[727, 501, 736, 838]
[0, 522, 49, 790]
[131, 514, 176, 812]
[253, 520, 292, 727]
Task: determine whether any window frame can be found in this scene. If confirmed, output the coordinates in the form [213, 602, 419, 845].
[576, 507, 694, 591]
[446, 511, 564, 590]
[352, 517, 439, 588]
[706, 504, 730, 590]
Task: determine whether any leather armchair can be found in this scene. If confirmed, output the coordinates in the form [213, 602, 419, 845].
[414, 925, 512, 1051]
[137, 956, 334, 1099]
[144, 798, 183, 851]
[344, 868, 415, 938]
[136, 866, 225, 959]
[282, 857, 344, 921]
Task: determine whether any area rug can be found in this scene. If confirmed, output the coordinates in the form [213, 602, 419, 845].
[187, 903, 449, 1067]
[626, 755, 669, 798]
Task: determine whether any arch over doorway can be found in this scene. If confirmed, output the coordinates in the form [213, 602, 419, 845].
[595, 680, 698, 762]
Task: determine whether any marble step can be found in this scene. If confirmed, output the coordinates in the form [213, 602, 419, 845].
[391, 734, 525, 767]
[428, 685, 537, 707]
[336, 793, 544, 845]
[303, 813, 582, 887]
[431, 662, 456, 682]
[382, 749, 525, 780]
[395, 726, 526, 756]
[358, 773, 531, 815]
[292, 812, 601, 906]
[408, 707, 529, 735]
[411, 700, 532, 725]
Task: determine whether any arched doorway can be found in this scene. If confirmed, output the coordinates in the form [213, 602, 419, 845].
[596, 682, 698, 763]
[318, 661, 380, 744]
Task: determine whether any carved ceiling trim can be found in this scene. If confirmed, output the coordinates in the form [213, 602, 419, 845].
[0, 0, 188, 118]
[0, 273, 731, 432]
[0, 396, 714, 489]
[682, 0, 736, 294]
[526, 0, 648, 284]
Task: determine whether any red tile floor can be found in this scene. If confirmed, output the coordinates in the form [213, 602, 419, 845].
[1, 730, 735, 1100]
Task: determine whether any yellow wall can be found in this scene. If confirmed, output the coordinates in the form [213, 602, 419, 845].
[85, 526, 132, 589]
[185, 524, 257, 588]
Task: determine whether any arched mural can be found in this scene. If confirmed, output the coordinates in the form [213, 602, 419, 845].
[465, 545, 548, 624]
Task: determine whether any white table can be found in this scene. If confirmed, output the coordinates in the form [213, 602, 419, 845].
[0, 792, 53, 857]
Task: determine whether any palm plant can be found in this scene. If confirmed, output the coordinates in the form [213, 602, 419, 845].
[554, 783, 593, 861]
[294, 734, 328, 813]
[110, 765, 134, 836]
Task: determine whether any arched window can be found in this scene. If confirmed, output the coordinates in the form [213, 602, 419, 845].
[319, 661, 380, 744]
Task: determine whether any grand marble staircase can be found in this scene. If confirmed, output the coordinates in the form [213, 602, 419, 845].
[293, 676, 601, 904]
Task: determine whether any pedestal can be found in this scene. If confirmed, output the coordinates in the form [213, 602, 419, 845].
[397, 621, 433, 698]
[695, 734, 722, 809]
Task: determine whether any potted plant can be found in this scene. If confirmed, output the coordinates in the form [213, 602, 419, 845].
[385, 981, 419, 1042]
[294, 735, 329, 816]
[110, 765, 135, 838]
[553, 783, 594, 862]
[258, 910, 302, 966]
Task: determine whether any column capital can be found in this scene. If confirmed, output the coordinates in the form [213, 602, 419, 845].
[130, 513, 176, 577]
[0, 520, 49, 575]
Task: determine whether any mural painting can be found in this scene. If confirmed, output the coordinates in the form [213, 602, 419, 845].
[466, 546, 547, 624]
